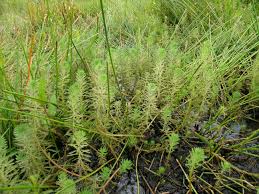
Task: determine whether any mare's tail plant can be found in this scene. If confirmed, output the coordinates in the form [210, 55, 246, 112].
[56, 172, 76, 194]
[215, 161, 232, 190]
[14, 124, 46, 177]
[186, 147, 206, 192]
[0, 136, 17, 188]
[119, 159, 133, 174]
[68, 130, 91, 174]
[166, 132, 180, 159]
[67, 69, 88, 128]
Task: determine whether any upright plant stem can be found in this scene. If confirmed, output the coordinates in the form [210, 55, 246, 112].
[24, 34, 35, 95]
[55, 41, 59, 99]
[99, 0, 121, 94]
[69, 10, 73, 79]
[106, 61, 111, 115]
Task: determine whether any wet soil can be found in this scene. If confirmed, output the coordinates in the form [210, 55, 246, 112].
[105, 117, 259, 194]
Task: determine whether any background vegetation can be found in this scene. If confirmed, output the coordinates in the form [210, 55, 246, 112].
[0, 0, 258, 193]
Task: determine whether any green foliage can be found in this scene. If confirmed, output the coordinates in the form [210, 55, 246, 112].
[98, 146, 108, 165]
[162, 106, 171, 130]
[128, 136, 138, 147]
[167, 132, 180, 154]
[120, 159, 133, 174]
[98, 146, 108, 158]
[230, 91, 242, 103]
[79, 188, 94, 194]
[68, 69, 87, 126]
[187, 148, 206, 178]
[0, 136, 17, 186]
[0, 0, 258, 193]
[57, 172, 76, 194]
[157, 166, 166, 175]
[14, 124, 45, 176]
[68, 130, 91, 172]
[221, 161, 232, 173]
[101, 166, 111, 181]
[251, 55, 259, 96]
[143, 82, 158, 126]
[48, 94, 57, 116]
[38, 78, 47, 104]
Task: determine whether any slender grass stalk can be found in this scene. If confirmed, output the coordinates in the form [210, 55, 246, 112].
[99, 0, 121, 94]
[106, 60, 111, 115]
[55, 41, 59, 99]
[72, 40, 91, 75]
[0, 185, 56, 191]
[69, 8, 73, 78]
[2, 90, 58, 107]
